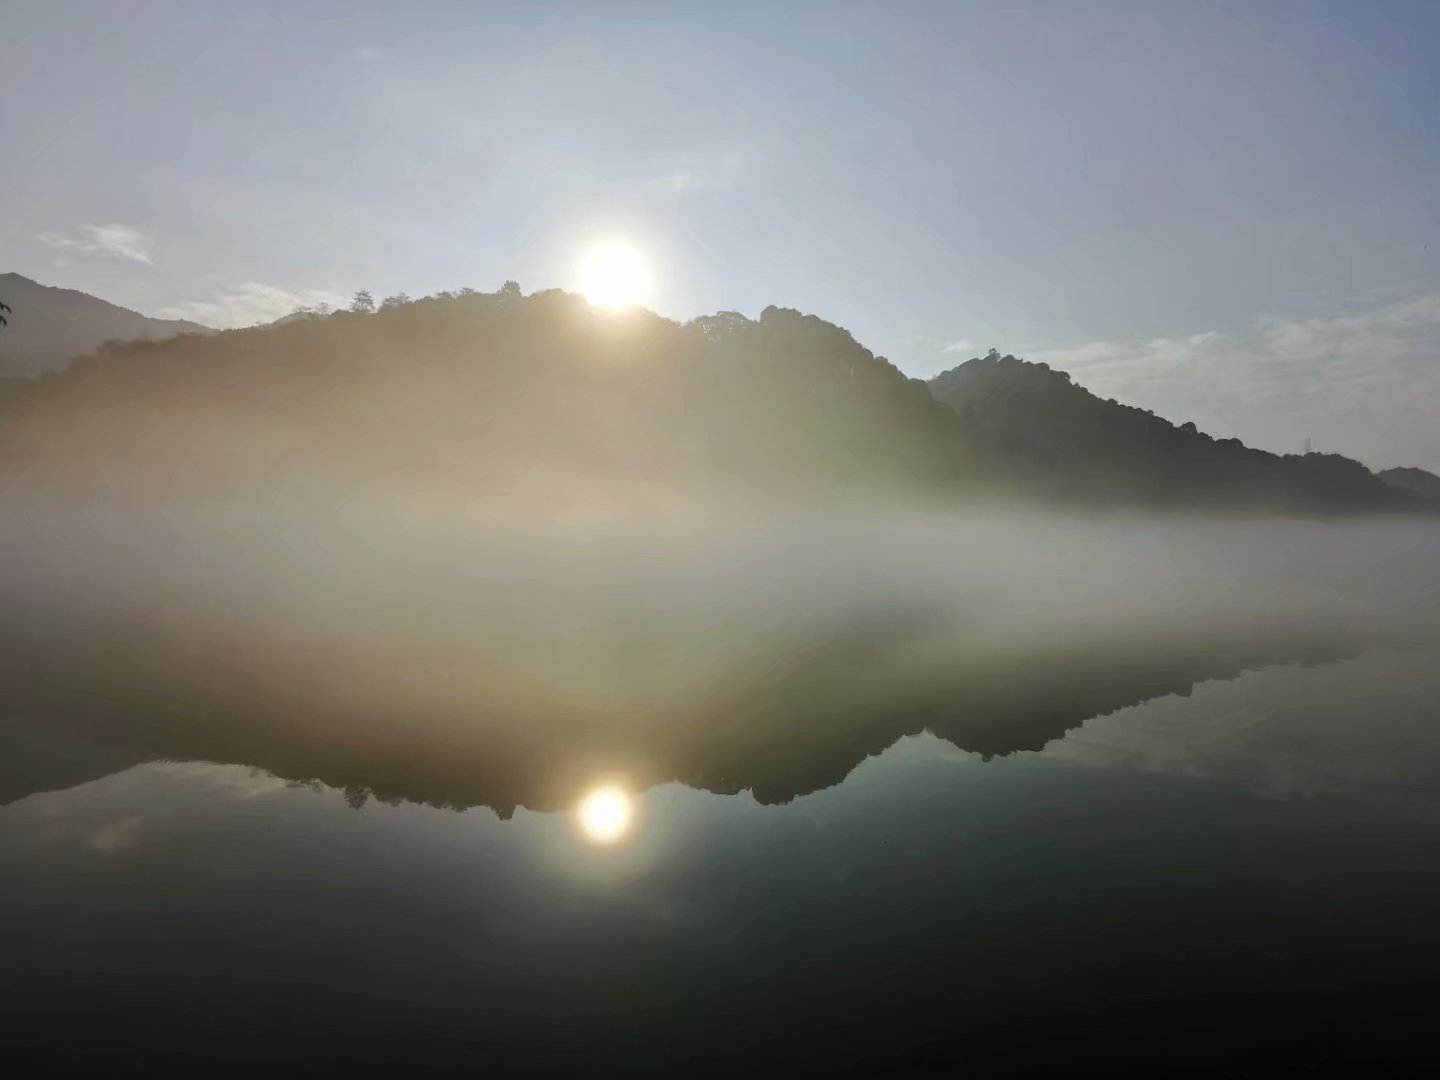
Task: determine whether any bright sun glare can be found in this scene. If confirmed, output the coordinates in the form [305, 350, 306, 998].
[578, 242, 654, 309]
[576, 784, 633, 844]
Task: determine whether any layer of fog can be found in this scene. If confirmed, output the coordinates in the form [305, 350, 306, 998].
[5, 496, 1437, 720]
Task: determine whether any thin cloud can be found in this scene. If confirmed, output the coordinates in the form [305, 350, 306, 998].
[1042, 647, 1440, 825]
[1030, 290, 1440, 472]
[87, 815, 143, 854]
[145, 761, 294, 799]
[158, 282, 350, 329]
[644, 149, 749, 195]
[941, 339, 978, 355]
[38, 223, 155, 265]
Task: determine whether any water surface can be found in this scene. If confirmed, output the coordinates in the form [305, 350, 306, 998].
[4, 510, 1440, 1073]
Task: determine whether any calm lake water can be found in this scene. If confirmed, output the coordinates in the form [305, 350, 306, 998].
[5, 635, 1440, 1074]
[4, 509, 1440, 1073]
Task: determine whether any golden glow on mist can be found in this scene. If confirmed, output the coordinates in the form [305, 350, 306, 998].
[578, 242, 654, 309]
[576, 784, 634, 844]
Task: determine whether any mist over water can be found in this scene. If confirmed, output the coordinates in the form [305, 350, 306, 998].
[9, 494, 1437, 650]
[3, 494, 1437, 804]
[4, 494, 1440, 1073]
[9, 1, 1440, 1069]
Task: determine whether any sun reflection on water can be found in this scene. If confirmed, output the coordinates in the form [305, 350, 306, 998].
[576, 784, 633, 845]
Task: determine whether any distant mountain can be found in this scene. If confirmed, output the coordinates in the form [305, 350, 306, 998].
[1378, 466, 1440, 503]
[0, 289, 976, 506]
[929, 350, 1427, 514]
[0, 284, 1428, 515]
[0, 272, 211, 377]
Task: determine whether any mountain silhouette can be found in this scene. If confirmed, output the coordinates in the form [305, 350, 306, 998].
[0, 284, 1429, 514]
[1379, 466, 1440, 503]
[0, 288, 974, 506]
[0, 272, 211, 378]
[929, 350, 1424, 513]
[0, 605, 1359, 812]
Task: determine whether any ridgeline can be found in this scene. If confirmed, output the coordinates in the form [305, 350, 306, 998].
[0, 283, 1432, 515]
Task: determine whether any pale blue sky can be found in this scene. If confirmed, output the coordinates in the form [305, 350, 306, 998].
[3, 0, 1439, 467]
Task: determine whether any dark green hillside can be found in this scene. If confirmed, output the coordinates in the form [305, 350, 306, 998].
[930, 350, 1421, 514]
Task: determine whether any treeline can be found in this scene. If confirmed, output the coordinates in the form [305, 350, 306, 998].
[0, 285, 975, 507]
[0, 284, 1429, 514]
[930, 350, 1421, 514]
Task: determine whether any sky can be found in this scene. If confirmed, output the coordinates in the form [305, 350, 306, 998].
[2, 0, 1439, 469]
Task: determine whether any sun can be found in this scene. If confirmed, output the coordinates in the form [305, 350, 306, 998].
[576, 784, 634, 844]
[578, 241, 654, 309]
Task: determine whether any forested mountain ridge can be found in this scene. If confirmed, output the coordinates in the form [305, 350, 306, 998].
[0, 288, 976, 507]
[0, 283, 1430, 515]
[0, 272, 211, 377]
[1378, 466, 1440, 504]
[929, 350, 1424, 514]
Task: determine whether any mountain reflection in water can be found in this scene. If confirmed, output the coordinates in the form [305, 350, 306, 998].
[4, 507, 1440, 1074]
[0, 618, 1362, 814]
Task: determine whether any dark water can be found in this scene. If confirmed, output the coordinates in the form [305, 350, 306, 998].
[5, 637, 1440, 1074]
[4, 509, 1440, 1074]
